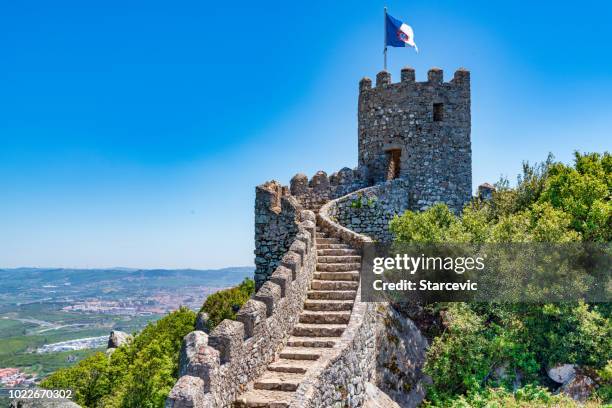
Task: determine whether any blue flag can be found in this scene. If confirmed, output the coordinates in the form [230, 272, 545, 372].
[385, 13, 418, 52]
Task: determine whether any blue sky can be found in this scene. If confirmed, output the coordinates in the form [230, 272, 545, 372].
[1, 1, 610, 269]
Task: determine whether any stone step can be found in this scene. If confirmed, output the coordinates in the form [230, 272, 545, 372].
[317, 255, 361, 263]
[307, 290, 356, 300]
[304, 299, 354, 311]
[286, 336, 338, 348]
[267, 358, 317, 374]
[316, 237, 341, 245]
[315, 232, 329, 238]
[253, 371, 304, 392]
[317, 262, 361, 272]
[314, 271, 359, 281]
[279, 346, 326, 360]
[310, 280, 359, 291]
[316, 243, 352, 250]
[233, 389, 293, 407]
[317, 248, 359, 256]
[300, 311, 351, 324]
[293, 323, 347, 337]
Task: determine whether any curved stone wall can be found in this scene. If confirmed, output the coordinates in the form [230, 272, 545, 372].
[166, 210, 317, 408]
[323, 179, 411, 243]
[290, 180, 415, 407]
[284, 192, 379, 407]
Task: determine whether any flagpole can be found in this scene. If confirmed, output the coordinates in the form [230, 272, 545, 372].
[383, 7, 388, 71]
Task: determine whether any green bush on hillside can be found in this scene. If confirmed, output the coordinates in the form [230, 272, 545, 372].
[41, 307, 196, 408]
[199, 277, 255, 330]
[39, 277, 256, 407]
[390, 152, 611, 406]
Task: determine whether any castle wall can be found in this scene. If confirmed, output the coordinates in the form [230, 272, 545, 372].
[254, 181, 301, 289]
[167, 211, 317, 407]
[288, 193, 380, 407]
[358, 68, 472, 213]
[289, 168, 368, 212]
[326, 179, 411, 242]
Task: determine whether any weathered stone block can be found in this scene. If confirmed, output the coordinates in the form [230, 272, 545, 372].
[300, 220, 316, 240]
[359, 77, 372, 91]
[253, 281, 282, 317]
[290, 173, 309, 195]
[289, 239, 306, 263]
[166, 375, 208, 408]
[236, 299, 267, 338]
[281, 251, 302, 280]
[208, 320, 245, 364]
[401, 66, 415, 82]
[178, 331, 219, 391]
[376, 70, 391, 87]
[295, 231, 312, 252]
[195, 312, 210, 333]
[270, 265, 292, 296]
[310, 171, 330, 193]
[300, 209, 316, 223]
[428, 67, 443, 83]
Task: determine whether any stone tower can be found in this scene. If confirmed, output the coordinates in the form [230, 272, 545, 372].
[358, 67, 472, 212]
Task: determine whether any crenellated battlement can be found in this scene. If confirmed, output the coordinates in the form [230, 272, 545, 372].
[167, 67, 473, 408]
[289, 167, 368, 212]
[359, 67, 470, 91]
[167, 210, 317, 407]
[358, 67, 472, 212]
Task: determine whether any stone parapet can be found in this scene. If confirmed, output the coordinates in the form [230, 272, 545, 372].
[254, 180, 301, 289]
[290, 167, 368, 212]
[166, 210, 317, 408]
[322, 179, 412, 243]
[289, 192, 379, 407]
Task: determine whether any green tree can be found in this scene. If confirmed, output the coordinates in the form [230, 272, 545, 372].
[200, 277, 255, 330]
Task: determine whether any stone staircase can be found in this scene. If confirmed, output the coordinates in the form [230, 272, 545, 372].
[234, 229, 360, 407]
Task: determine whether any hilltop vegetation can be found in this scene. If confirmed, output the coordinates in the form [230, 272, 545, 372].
[39, 278, 255, 408]
[390, 152, 611, 406]
[41, 307, 196, 407]
[199, 278, 255, 330]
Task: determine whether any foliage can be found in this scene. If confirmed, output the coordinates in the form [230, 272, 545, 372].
[436, 384, 603, 408]
[41, 307, 196, 408]
[350, 192, 378, 209]
[199, 278, 255, 330]
[390, 152, 611, 406]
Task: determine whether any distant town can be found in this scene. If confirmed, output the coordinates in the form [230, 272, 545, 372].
[0, 267, 252, 389]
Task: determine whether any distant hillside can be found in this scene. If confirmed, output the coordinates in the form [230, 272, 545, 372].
[0, 267, 254, 295]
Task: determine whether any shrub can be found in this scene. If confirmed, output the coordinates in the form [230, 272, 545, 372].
[391, 152, 611, 406]
[199, 278, 255, 330]
[41, 307, 196, 408]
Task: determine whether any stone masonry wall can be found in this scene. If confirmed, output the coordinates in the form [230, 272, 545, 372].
[285, 191, 379, 407]
[291, 295, 378, 408]
[254, 181, 301, 289]
[166, 210, 317, 408]
[290, 167, 368, 212]
[358, 68, 472, 213]
[327, 179, 411, 243]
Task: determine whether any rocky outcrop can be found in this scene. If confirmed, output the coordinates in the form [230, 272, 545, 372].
[375, 304, 430, 407]
[107, 330, 132, 349]
[548, 364, 596, 402]
[363, 382, 401, 408]
[548, 364, 576, 384]
[560, 374, 595, 402]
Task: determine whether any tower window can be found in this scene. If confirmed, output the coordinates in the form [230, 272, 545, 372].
[386, 149, 401, 180]
[433, 103, 444, 122]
